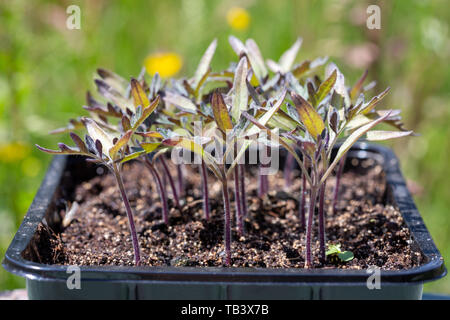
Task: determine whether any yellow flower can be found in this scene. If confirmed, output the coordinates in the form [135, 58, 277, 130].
[0, 142, 30, 163]
[226, 7, 250, 31]
[144, 52, 183, 78]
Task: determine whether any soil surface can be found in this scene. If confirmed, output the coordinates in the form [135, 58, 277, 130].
[34, 158, 424, 269]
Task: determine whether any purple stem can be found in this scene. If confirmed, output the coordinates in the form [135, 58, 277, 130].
[200, 159, 210, 220]
[239, 164, 247, 217]
[305, 186, 318, 268]
[112, 163, 141, 266]
[318, 180, 327, 262]
[222, 180, 232, 266]
[159, 156, 180, 208]
[332, 152, 347, 215]
[299, 173, 306, 228]
[177, 164, 184, 197]
[258, 145, 271, 197]
[145, 158, 169, 224]
[258, 167, 267, 197]
[234, 164, 244, 235]
[284, 152, 295, 189]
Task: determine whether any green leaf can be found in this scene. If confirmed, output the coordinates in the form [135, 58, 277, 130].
[141, 142, 162, 153]
[338, 251, 354, 262]
[291, 92, 325, 140]
[231, 56, 249, 122]
[314, 70, 337, 105]
[211, 91, 233, 132]
[119, 151, 144, 163]
[326, 244, 341, 256]
[366, 130, 413, 141]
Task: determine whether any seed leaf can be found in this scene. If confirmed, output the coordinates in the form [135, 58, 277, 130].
[337, 251, 354, 262]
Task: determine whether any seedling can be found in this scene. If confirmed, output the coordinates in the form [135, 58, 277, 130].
[37, 37, 413, 270]
[37, 74, 161, 266]
[326, 244, 354, 263]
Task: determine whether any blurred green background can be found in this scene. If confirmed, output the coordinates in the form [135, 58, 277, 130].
[1, 0, 449, 293]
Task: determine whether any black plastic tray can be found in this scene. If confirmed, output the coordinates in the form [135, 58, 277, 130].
[2, 143, 446, 299]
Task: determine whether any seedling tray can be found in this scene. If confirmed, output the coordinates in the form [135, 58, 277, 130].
[2, 143, 446, 299]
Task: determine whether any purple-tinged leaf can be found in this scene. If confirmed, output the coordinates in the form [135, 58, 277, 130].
[360, 87, 391, 115]
[70, 132, 89, 154]
[314, 70, 337, 105]
[211, 91, 233, 132]
[191, 39, 217, 89]
[322, 111, 393, 183]
[350, 69, 368, 101]
[164, 91, 197, 114]
[231, 56, 249, 122]
[291, 92, 325, 140]
[109, 130, 133, 159]
[131, 78, 150, 109]
[279, 37, 302, 73]
[366, 130, 413, 141]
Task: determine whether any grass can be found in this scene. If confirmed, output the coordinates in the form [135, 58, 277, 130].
[1, 0, 449, 293]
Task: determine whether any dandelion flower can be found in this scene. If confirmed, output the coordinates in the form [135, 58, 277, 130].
[144, 52, 183, 78]
[226, 7, 250, 31]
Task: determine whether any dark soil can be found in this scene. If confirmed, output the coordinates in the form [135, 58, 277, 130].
[36, 158, 424, 269]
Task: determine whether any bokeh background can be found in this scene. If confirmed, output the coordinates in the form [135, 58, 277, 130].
[1, 0, 449, 293]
